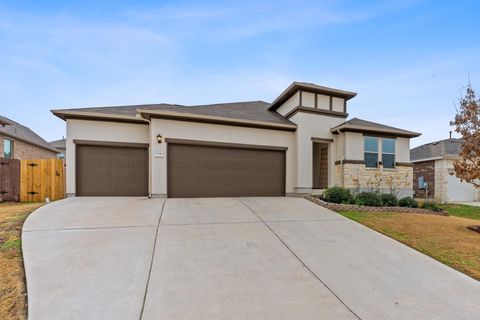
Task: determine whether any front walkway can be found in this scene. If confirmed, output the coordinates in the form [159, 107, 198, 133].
[23, 197, 480, 320]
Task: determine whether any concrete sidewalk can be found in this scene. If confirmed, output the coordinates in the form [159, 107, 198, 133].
[23, 197, 480, 320]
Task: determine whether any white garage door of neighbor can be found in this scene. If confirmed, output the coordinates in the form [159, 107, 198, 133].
[446, 174, 476, 202]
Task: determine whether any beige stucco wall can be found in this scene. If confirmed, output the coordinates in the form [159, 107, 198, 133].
[317, 94, 330, 110]
[332, 97, 344, 112]
[276, 92, 300, 116]
[302, 92, 315, 108]
[340, 132, 410, 163]
[65, 119, 149, 195]
[149, 119, 297, 196]
[289, 112, 345, 192]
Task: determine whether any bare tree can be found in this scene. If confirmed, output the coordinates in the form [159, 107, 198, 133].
[451, 84, 480, 187]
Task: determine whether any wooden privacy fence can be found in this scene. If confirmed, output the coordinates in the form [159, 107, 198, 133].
[19, 159, 65, 202]
[0, 157, 20, 202]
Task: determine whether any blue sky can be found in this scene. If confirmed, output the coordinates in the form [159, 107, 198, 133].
[0, 0, 478, 147]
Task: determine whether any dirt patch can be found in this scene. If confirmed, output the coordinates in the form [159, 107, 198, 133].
[0, 202, 43, 320]
[339, 211, 480, 281]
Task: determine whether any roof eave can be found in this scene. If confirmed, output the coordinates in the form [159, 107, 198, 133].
[331, 127, 421, 138]
[51, 110, 149, 124]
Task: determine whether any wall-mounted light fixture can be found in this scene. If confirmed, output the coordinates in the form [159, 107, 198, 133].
[156, 134, 163, 144]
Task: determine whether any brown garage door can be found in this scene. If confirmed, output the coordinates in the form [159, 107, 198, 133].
[167, 142, 286, 198]
[76, 144, 148, 196]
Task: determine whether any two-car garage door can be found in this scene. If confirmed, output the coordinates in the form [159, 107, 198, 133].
[76, 141, 286, 197]
[167, 143, 286, 198]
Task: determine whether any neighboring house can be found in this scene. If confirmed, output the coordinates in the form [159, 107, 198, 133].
[52, 81, 420, 198]
[49, 138, 66, 159]
[0, 116, 59, 159]
[410, 138, 480, 203]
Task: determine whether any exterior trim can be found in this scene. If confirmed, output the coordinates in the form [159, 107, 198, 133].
[299, 90, 303, 106]
[314, 94, 318, 108]
[329, 96, 333, 111]
[311, 137, 334, 143]
[396, 162, 414, 167]
[332, 128, 420, 138]
[165, 138, 288, 151]
[284, 107, 348, 119]
[335, 159, 365, 165]
[332, 128, 417, 138]
[269, 82, 357, 111]
[51, 110, 149, 124]
[73, 140, 149, 148]
[138, 110, 297, 132]
[362, 133, 399, 139]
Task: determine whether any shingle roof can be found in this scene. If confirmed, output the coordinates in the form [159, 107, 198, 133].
[410, 138, 462, 162]
[52, 101, 295, 126]
[0, 116, 59, 153]
[49, 138, 66, 150]
[331, 118, 421, 138]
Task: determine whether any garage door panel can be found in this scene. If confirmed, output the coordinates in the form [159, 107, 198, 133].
[77, 145, 148, 196]
[168, 144, 285, 198]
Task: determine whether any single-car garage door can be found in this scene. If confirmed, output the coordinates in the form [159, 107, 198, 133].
[167, 142, 286, 198]
[76, 144, 148, 196]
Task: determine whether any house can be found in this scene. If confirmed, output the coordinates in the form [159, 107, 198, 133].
[52, 81, 420, 198]
[410, 138, 480, 203]
[49, 138, 66, 159]
[0, 116, 59, 159]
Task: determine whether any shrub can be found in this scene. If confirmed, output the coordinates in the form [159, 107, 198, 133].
[422, 202, 443, 212]
[381, 193, 399, 207]
[398, 197, 419, 208]
[323, 187, 354, 204]
[355, 192, 383, 207]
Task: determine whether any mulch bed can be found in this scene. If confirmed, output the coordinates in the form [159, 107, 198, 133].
[305, 195, 448, 216]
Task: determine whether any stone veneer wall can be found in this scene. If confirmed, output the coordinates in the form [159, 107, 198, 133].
[434, 159, 449, 203]
[0, 134, 58, 159]
[334, 163, 414, 198]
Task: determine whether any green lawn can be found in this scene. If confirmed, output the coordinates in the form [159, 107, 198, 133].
[440, 203, 480, 220]
[337, 209, 480, 280]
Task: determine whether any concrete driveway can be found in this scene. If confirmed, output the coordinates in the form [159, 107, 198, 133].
[23, 197, 480, 320]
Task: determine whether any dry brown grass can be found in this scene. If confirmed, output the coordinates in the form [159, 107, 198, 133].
[0, 202, 43, 320]
[339, 211, 480, 280]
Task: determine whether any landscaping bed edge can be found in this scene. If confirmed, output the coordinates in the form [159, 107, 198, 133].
[305, 195, 448, 216]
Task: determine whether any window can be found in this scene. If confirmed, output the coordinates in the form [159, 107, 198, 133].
[364, 136, 378, 168]
[3, 138, 13, 159]
[418, 176, 425, 189]
[382, 138, 395, 169]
